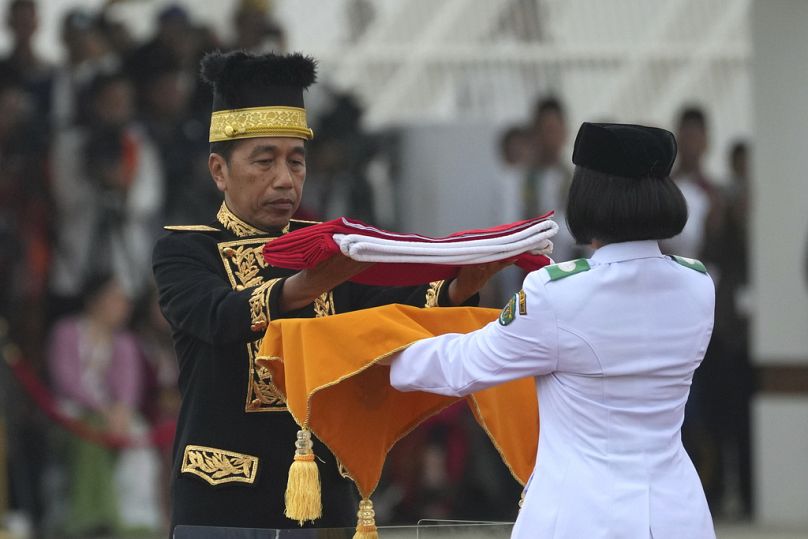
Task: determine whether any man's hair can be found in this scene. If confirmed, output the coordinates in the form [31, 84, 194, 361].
[677, 105, 707, 131]
[210, 140, 240, 163]
[730, 140, 748, 161]
[566, 167, 688, 245]
[9, 0, 35, 16]
[87, 70, 130, 100]
[533, 95, 565, 123]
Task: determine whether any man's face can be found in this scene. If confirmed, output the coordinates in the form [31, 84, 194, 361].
[209, 137, 306, 231]
[677, 120, 707, 166]
[8, 2, 37, 41]
[94, 80, 134, 127]
[534, 111, 567, 163]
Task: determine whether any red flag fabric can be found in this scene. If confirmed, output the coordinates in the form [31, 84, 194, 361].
[263, 214, 556, 286]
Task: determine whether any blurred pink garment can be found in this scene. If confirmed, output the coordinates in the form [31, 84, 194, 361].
[47, 316, 143, 413]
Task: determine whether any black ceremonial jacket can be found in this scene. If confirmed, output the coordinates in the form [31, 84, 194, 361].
[153, 203, 462, 531]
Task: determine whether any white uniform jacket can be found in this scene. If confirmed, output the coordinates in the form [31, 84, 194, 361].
[390, 240, 715, 539]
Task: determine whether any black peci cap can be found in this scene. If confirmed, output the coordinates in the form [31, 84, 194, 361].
[200, 50, 317, 142]
[572, 122, 677, 179]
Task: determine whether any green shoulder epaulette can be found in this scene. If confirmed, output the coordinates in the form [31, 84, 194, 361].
[671, 255, 707, 273]
[163, 225, 220, 233]
[545, 259, 591, 281]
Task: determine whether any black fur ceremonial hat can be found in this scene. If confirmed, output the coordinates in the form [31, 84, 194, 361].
[200, 50, 317, 142]
[572, 122, 677, 179]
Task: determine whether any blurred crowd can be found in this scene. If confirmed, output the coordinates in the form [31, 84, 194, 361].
[0, 1, 387, 537]
[0, 0, 754, 537]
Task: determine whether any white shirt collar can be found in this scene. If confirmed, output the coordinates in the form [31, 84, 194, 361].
[590, 240, 663, 264]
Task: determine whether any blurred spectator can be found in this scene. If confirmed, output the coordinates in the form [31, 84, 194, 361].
[662, 106, 723, 259]
[667, 106, 730, 518]
[127, 4, 195, 76]
[96, 8, 137, 60]
[137, 55, 218, 224]
[51, 9, 118, 129]
[378, 403, 522, 525]
[49, 72, 164, 316]
[133, 288, 180, 529]
[378, 404, 470, 523]
[699, 140, 754, 519]
[230, 0, 286, 53]
[498, 125, 533, 223]
[47, 274, 160, 537]
[491, 125, 534, 303]
[523, 96, 579, 262]
[0, 0, 54, 118]
[0, 67, 51, 363]
[302, 90, 378, 222]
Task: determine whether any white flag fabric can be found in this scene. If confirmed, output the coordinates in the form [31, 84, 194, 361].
[333, 219, 558, 264]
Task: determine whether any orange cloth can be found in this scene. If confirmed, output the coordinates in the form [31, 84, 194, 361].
[257, 304, 539, 499]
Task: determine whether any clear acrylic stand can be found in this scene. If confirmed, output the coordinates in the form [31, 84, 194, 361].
[174, 521, 514, 538]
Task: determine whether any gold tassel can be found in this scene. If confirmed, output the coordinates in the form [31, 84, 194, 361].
[284, 428, 322, 524]
[353, 498, 378, 539]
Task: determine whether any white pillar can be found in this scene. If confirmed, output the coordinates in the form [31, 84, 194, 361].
[750, 0, 808, 528]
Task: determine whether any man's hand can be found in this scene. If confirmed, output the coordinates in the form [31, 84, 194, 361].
[280, 255, 374, 313]
[447, 259, 516, 306]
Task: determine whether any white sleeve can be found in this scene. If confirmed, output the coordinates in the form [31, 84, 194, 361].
[389, 272, 558, 397]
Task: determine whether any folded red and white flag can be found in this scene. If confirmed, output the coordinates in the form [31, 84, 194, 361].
[263, 213, 557, 286]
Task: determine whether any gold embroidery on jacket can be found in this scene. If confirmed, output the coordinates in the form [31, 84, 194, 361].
[181, 445, 259, 485]
[424, 280, 445, 308]
[247, 340, 286, 410]
[249, 278, 281, 332]
[216, 202, 290, 238]
[313, 291, 336, 318]
[220, 241, 268, 289]
[218, 237, 287, 413]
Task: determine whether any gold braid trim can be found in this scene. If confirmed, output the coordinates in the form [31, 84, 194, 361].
[217, 202, 290, 238]
[217, 202, 264, 237]
[424, 280, 445, 308]
[209, 106, 314, 142]
[181, 445, 259, 485]
[249, 278, 281, 332]
[163, 224, 220, 232]
[313, 291, 336, 318]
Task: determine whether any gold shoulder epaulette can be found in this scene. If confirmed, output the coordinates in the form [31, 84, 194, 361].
[163, 225, 220, 233]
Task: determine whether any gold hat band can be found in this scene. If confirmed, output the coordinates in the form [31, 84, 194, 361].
[209, 105, 314, 142]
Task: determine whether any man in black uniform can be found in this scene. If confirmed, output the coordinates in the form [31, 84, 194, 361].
[153, 51, 505, 531]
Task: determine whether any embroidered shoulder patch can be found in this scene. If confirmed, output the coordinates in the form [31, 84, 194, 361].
[545, 259, 590, 281]
[671, 255, 707, 273]
[499, 290, 526, 326]
[163, 225, 220, 233]
[181, 445, 259, 486]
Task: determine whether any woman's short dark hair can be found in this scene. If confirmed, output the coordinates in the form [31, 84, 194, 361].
[566, 166, 688, 245]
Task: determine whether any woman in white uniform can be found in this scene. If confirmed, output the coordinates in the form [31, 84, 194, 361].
[388, 122, 715, 538]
